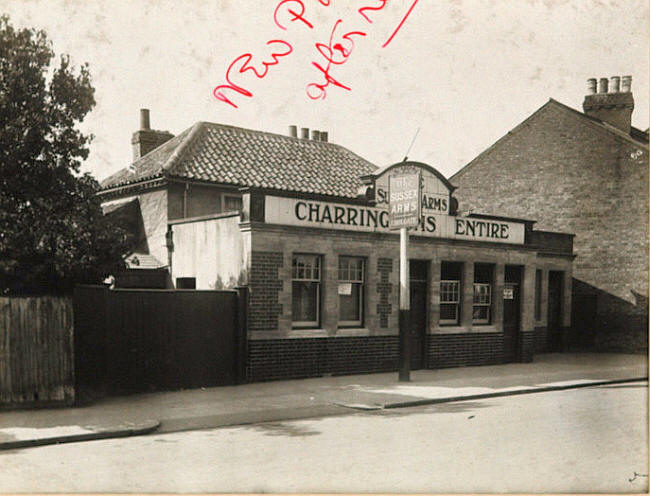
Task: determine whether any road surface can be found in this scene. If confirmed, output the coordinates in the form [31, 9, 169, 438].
[0, 382, 647, 493]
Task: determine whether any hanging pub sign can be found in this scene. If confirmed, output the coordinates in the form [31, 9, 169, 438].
[388, 173, 421, 230]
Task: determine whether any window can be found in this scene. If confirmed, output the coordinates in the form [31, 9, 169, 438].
[535, 269, 542, 320]
[338, 257, 365, 326]
[292, 254, 321, 328]
[473, 263, 494, 324]
[176, 277, 196, 289]
[440, 262, 462, 325]
[224, 195, 242, 212]
[472, 284, 491, 323]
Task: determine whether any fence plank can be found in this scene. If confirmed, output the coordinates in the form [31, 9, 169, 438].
[0, 296, 74, 408]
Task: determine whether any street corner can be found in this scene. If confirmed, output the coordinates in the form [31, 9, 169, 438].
[0, 419, 161, 450]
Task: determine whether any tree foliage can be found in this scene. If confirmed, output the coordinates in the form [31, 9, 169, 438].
[0, 15, 131, 295]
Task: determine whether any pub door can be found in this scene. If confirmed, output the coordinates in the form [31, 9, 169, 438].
[547, 271, 564, 351]
[503, 266, 522, 362]
[409, 260, 428, 370]
[503, 284, 520, 362]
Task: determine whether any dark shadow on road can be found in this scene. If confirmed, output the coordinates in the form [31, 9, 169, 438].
[355, 400, 493, 419]
[244, 422, 322, 437]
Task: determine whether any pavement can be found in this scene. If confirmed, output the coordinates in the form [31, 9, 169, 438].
[0, 352, 646, 450]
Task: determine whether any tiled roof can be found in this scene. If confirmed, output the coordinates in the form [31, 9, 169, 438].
[101, 122, 377, 199]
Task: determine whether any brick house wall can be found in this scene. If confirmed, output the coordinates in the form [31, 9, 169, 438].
[244, 223, 572, 381]
[451, 101, 648, 352]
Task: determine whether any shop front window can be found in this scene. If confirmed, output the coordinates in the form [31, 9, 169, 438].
[338, 256, 364, 326]
[440, 281, 460, 324]
[292, 254, 321, 328]
[440, 261, 462, 325]
[472, 283, 491, 323]
[473, 263, 494, 324]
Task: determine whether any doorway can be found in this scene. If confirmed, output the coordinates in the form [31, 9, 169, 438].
[547, 271, 564, 351]
[503, 265, 522, 362]
[409, 260, 428, 370]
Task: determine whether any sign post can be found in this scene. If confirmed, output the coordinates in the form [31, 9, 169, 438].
[389, 173, 421, 382]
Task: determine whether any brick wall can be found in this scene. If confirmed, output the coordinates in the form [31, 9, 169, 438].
[247, 330, 540, 381]
[519, 331, 535, 362]
[249, 251, 283, 331]
[451, 101, 648, 352]
[247, 336, 398, 382]
[427, 333, 505, 368]
[534, 326, 548, 353]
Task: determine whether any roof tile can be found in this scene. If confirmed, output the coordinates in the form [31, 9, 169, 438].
[101, 122, 377, 198]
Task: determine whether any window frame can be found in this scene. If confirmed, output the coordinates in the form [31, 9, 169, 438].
[223, 194, 243, 212]
[472, 282, 492, 324]
[291, 254, 321, 328]
[439, 279, 460, 325]
[337, 256, 365, 327]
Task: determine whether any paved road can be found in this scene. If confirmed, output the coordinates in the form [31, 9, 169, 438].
[0, 383, 647, 493]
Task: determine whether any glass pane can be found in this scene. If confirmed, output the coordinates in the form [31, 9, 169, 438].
[292, 282, 318, 322]
[472, 305, 489, 321]
[339, 284, 361, 322]
[440, 304, 458, 322]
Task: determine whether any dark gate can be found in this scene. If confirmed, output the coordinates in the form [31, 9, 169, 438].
[74, 286, 245, 395]
[571, 293, 596, 350]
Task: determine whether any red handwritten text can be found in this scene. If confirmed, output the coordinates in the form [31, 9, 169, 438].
[212, 0, 419, 108]
[306, 20, 366, 100]
[274, 0, 314, 31]
[213, 40, 293, 109]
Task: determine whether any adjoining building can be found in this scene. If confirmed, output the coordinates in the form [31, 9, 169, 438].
[99, 113, 574, 382]
[450, 76, 648, 353]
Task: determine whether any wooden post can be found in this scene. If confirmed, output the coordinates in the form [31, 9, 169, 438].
[399, 227, 411, 382]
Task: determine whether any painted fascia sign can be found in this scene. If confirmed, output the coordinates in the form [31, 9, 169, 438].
[263, 162, 526, 245]
[388, 173, 421, 230]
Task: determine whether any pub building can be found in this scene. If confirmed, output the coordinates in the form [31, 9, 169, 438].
[100, 116, 574, 382]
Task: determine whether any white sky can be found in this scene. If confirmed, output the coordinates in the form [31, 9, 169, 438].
[3, 0, 649, 180]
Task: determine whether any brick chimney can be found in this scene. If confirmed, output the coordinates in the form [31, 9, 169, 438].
[583, 76, 634, 134]
[131, 109, 174, 161]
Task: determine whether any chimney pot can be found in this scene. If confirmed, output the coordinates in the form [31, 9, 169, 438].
[289, 125, 297, 138]
[609, 76, 620, 93]
[598, 78, 609, 94]
[320, 131, 328, 142]
[311, 130, 320, 141]
[621, 75, 632, 92]
[140, 109, 150, 130]
[586, 78, 597, 94]
[301, 127, 309, 139]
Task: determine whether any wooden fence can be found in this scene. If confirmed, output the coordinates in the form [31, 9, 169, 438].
[0, 296, 75, 408]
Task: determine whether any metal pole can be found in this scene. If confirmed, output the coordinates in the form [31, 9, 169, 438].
[399, 226, 411, 382]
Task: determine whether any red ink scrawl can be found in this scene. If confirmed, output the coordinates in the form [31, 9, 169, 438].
[212, 0, 419, 109]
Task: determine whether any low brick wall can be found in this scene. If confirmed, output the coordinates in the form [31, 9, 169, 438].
[248, 331, 540, 382]
[519, 331, 535, 362]
[247, 336, 398, 382]
[427, 332, 505, 368]
[534, 326, 548, 353]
